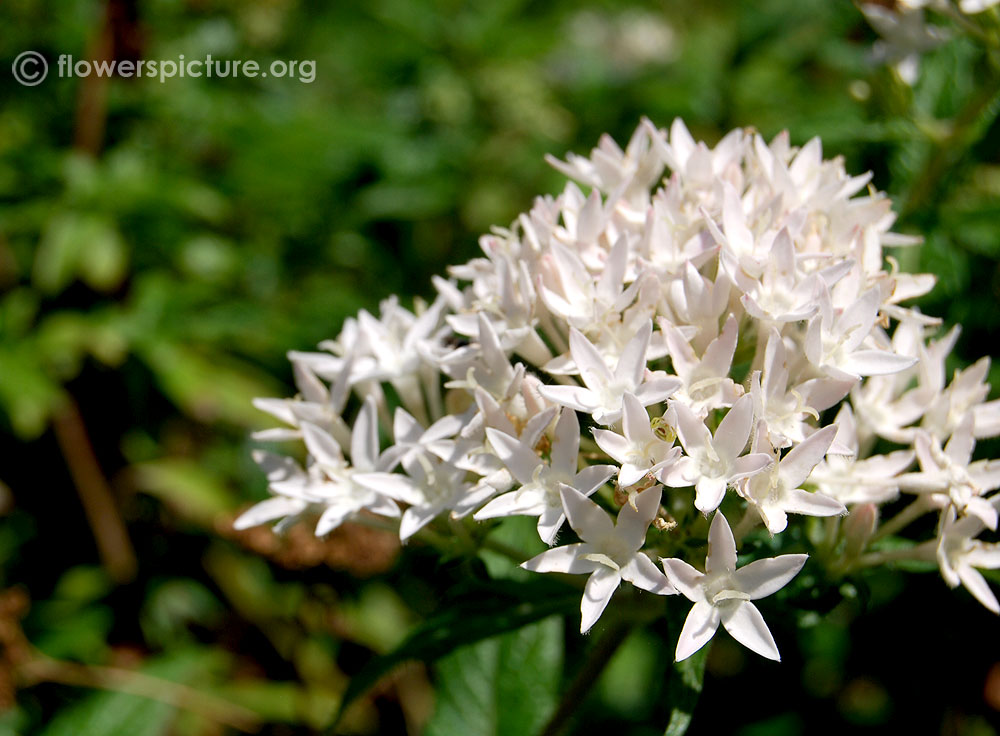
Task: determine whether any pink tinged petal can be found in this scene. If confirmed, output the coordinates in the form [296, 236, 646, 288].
[573, 465, 617, 495]
[536, 385, 599, 413]
[779, 425, 838, 489]
[569, 328, 613, 392]
[714, 395, 755, 462]
[675, 601, 721, 661]
[615, 320, 653, 388]
[233, 496, 308, 530]
[721, 601, 781, 661]
[561, 485, 615, 542]
[622, 393, 652, 444]
[352, 398, 380, 471]
[731, 453, 774, 480]
[301, 422, 343, 468]
[620, 553, 675, 595]
[522, 543, 600, 575]
[661, 558, 706, 602]
[695, 476, 728, 514]
[782, 488, 847, 518]
[486, 428, 541, 486]
[400, 505, 440, 541]
[593, 429, 631, 466]
[634, 375, 682, 406]
[615, 485, 663, 550]
[581, 567, 622, 633]
[734, 554, 808, 600]
[537, 506, 567, 545]
[957, 565, 999, 615]
[706, 511, 738, 574]
[551, 408, 582, 475]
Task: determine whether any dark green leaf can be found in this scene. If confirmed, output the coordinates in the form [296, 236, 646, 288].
[424, 615, 563, 736]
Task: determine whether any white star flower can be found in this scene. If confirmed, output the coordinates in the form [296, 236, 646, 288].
[661, 511, 807, 661]
[522, 485, 675, 633]
[538, 321, 681, 426]
[593, 392, 681, 488]
[659, 395, 773, 514]
[474, 408, 616, 544]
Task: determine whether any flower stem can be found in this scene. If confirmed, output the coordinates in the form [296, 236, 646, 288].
[872, 496, 932, 542]
[537, 618, 634, 736]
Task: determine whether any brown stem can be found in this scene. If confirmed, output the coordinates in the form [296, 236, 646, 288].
[19, 654, 260, 732]
[51, 398, 136, 583]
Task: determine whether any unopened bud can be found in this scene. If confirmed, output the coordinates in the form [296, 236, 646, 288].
[843, 503, 878, 559]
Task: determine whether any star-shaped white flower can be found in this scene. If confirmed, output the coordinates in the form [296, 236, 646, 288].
[592, 392, 680, 488]
[659, 395, 773, 514]
[738, 423, 846, 534]
[661, 511, 807, 661]
[474, 408, 616, 544]
[538, 321, 681, 426]
[522, 485, 675, 633]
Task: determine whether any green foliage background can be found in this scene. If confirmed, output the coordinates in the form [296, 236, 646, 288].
[1, 1, 999, 734]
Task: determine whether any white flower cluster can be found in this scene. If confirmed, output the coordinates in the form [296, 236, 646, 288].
[237, 119, 1000, 662]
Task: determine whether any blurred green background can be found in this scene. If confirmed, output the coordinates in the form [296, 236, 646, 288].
[1, 0, 999, 734]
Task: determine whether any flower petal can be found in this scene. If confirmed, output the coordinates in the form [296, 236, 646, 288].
[620, 553, 675, 595]
[561, 485, 615, 542]
[675, 601, 720, 661]
[615, 485, 662, 551]
[721, 601, 781, 661]
[714, 395, 754, 462]
[522, 543, 599, 575]
[581, 567, 621, 633]
[734, 554, 808, 600]
[706, 511, 738, 574]
[661, 558, 705, 602]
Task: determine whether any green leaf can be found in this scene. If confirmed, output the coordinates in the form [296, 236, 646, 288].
[424, 615, 562, 736]
[38, 648, 226, 736]
[131, 458, 240, 527]
[332, 579, 578, 729]
[663, 644, 709, 736]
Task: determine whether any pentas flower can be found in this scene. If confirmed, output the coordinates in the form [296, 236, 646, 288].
[738, 424, 845, 535]
[474, 408, 616, 544]
[237, 119, 1000, 676]
[660, 395, 773, 514]
[662, 511, 807, 661]
[897, 417, 1000, 530]
[522, 485, 674, 633]
[593, 392, 680, 488]
[538, 321, 680, 426]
